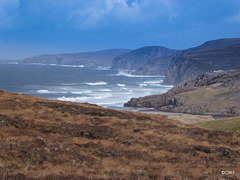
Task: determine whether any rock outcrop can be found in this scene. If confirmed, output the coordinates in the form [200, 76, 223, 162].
[111, 46, 179, 71]
[1, 90, 240, 179]
[125, 70, 240, 116]
[18, 49, 131, 67]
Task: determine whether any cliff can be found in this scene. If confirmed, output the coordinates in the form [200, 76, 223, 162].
[163, 44, 240, 85]
[125, 70, 240, 116]
[132, 56, 173, 76]
[18, 49, 131, 67]
[163, 38, 240, 85]
[1, 90, 240, 179]
[111, 46, 179, 70]
[112, 38, 240, 77]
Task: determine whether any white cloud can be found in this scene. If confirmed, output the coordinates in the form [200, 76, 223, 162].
[0, 0, 20, 28]
[65, 0, 179, 28]
[0, 0, 178, 29]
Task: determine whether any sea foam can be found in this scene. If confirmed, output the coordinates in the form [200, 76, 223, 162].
[85, 81, 107, 86]
[117, 84, 126, 87]
[36, 90, 67, 94]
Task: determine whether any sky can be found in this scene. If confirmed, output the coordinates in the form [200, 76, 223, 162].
[0, 0, 240, 59]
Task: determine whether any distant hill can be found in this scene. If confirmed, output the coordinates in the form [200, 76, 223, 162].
[125, 70, 240, 116]
[163, 38, 240, 85]
[18, 49, 131, 67]
[112, 38, 240, 77]
[111, 46, 179, 71]
[185, 38, 240, 55]
[163, 43, 240, 85]
[1, 90, 240, 179]
[132, 56, 174, 76]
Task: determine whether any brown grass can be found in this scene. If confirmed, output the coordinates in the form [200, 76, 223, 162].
[0, 90, 240, 179]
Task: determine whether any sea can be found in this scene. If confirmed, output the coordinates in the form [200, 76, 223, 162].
[0, 62, 173, 110]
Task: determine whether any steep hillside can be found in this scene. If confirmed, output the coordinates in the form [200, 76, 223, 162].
[0, 90, 240, 179]
[163, 44, 240, 85]
[125, 70, 240, 116]
[132, 56, 173, 76]
[19, 49, 131, 67]
[111, 46, 179, 70]
[113, 38, 240, 76]
[185, 38, 240, 55]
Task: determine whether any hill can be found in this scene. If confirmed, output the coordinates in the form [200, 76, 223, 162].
[18, 49, 131, 67]
[163, 38, 240, 85]
[125, 70, 240, 116]
[185, 38, 240, 55]
[0, 90, 240, 179]
[112, 38, 240, 77]
[132, 56, 173, 76]
[111, 46, 179, 72]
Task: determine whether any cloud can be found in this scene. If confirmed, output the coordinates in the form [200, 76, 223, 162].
[66, 0, 179, 28]
[0, 0, 20, 28]
[0, 0, 179, 30]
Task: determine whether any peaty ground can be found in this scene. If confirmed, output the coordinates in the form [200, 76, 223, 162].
[0, 90, 240, 179]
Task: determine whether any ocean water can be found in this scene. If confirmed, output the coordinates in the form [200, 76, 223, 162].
[0, 63, 173, 110]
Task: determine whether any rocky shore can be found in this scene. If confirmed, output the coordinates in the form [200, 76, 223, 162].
[125, 70, 240, 116]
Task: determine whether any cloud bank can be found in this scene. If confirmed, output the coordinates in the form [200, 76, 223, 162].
[0, 0, 179, 29]
[67, 0, 179, 28]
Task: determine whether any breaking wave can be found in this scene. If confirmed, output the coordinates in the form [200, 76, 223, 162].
[85, 81, 107, 86]
[117, 84, 126, 87]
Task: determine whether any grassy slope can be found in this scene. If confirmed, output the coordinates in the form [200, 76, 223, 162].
[196, 116, 240, 132]
[1, 90, 240, 179]
[174, 87, 239, 115]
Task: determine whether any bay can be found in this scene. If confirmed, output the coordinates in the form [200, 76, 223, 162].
[0, 63, 173, 110]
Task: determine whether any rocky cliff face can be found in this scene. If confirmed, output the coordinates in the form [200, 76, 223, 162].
[1, 90, 240, 179]
[132, 56, 173, 76]
[163, 44, 240, 85]
[112, 38, 240, 77]
[111, 46, 179, 70]
[19, 49, 131, 67]
[125, 70, 240, 116]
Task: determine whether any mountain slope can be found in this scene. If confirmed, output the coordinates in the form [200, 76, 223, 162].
[132, 56, 173, 76]
[125, 70, 240, 116]
[0, 90, 240, 179]
[185, 38, 240, 55]
[113, 38, 240, 76]
[163, 38, 240, 85]
[163, 44, 240, 85]
[19, 49, 131, 67]
[111, 46, 179, 70]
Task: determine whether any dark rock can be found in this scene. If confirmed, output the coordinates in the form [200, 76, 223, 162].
[125, 70, 240, 116]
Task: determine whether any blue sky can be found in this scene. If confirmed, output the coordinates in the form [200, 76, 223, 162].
[0, 0, 240, 59]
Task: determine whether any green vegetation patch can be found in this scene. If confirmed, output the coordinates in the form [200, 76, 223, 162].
[195, 116, 240, 132]
[176, 87, 228, 106]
